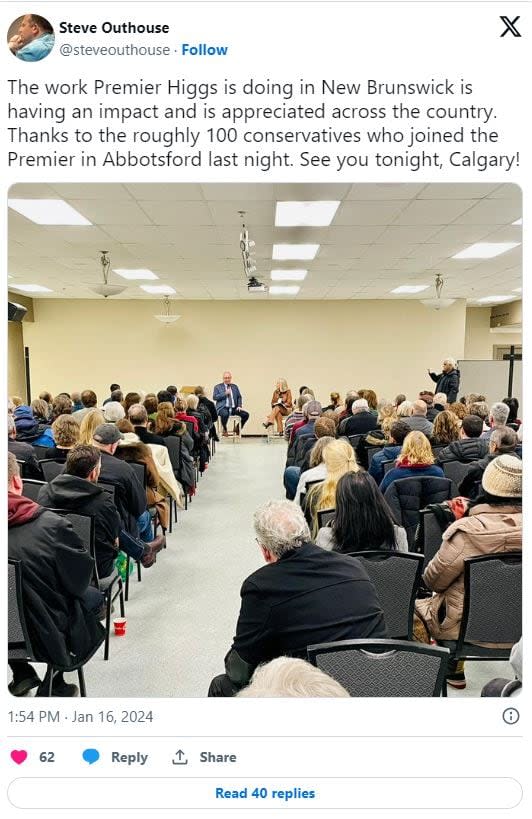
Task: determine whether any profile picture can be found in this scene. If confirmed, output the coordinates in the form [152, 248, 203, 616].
[7, 13, 55, 62]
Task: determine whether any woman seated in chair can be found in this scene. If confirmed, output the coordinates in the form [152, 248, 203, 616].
[304, 439, 358, 538]
[316, 471, 408, 553]
[263, 378, 293, 435]
[44, 414, 80, 461]
[379, 431, 444, 494]
[430, 410, 460, 447]
[415, 454, 522, 689]
[114, 420, 170, 530]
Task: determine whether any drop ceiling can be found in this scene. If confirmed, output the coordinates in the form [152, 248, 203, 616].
[8, 182, 522, 301]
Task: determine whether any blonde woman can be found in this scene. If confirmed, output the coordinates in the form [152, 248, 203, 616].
[396, 400, 413, 418]
[78, 408, 105, 445]
[305, 438, 359, 537]
[264, 378, 293, 434]
[379, 430, 444, 493]
[44, 414, 80, 460]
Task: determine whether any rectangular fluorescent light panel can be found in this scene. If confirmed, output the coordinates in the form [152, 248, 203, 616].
[275, 201, 340, 227]
[269, 285, 300, 295]
[452, 242, 520, 259]
[114, 269, 158, 280]
[273, 244, 319, 260]
[512, 218, 522, 225]
[140, 284, 176, 294]
[13, 284, 53, 293]
[8, 199, 92, 225]
[390, 285, 430, 294]
[476, 295, 514, 304]
[270, 269, 307, 281]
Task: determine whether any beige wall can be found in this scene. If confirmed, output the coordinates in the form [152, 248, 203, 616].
[21, 298, 469, 434]
[464, 306, 522, 360]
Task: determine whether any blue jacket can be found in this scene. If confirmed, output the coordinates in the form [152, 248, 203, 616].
[379, 464, 445, 494]
[368, 445, 402, 484]
[14, 405, 54, 446]
[213, 382, 243, 414]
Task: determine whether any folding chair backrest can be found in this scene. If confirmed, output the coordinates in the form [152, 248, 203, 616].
[366, 446, 384, 467]
[442, 460, 471, 496]
[32, 445, 49, 461]
[419, 509, 445, 570]
[431, 445, 446, 457]
[317, 508, 335, 530]
[55, 511, 95, 554]
[164, 435, 182, 473]
[348, 434, 363, 450]
[352, 551, 423, 639]
[382, 459, 395, 475]
[40, 459, 65, 482]
[98, 481, 116, 501]
[8, 560, 34, 660]
[460, 554, 522, 647]
[129, 461, 147, 488]
[307, 639, 449, 697]
[21, 479, 45, 502]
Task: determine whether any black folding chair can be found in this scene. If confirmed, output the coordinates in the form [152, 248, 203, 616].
[438, 553, 522, 694]
[348, 434, 364, 450]
[51, 510, 125, 662]
[39, 459, 65, 482]
[350, 551, 423, 639]
[382, 459, 396, 475]
[418, 509, 447, 570]
[32, 445, 49, 461]
[366, 446, 385, 469]
[307, 638, 449, 697]
[442, 460, 471, 497]
[21, 479, 45, 502]
[317, 508, 335, 529]
[8, 560, 91, 696]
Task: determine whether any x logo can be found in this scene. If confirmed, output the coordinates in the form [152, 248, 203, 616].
[500, 15, 521, 37]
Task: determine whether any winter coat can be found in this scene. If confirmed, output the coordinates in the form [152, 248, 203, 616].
[405, 415, 434, 437]
[14, 405, 54, 446]
[98, 451, 146, 538]
[437, 438, 489, 464]
[415, 503, 521, 640]
[458, 452, 500, 499]
[429, 368, 460, 403]
[339, 412, 378, 438]
[383, 475, 453, 548]
[8, 493, 104, 668]
[380, 463, 445, 495]
[37, 475, 120, 579]
[8, 439, 42, 479]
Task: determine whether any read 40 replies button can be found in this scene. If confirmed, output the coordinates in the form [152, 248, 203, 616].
[8, 778, 522, 810]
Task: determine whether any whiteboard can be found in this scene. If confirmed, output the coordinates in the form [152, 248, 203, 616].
[458, 360, 522, 408]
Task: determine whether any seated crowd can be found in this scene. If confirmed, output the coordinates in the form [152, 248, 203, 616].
[7, 383, 217, 697]
[7, 376, 523, 698]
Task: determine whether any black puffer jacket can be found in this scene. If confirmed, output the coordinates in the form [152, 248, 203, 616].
[429, 368, 460, 403]
[383, 476, 453, 549]
[437, 438, 489, 464]
[8, 494, 104, 668]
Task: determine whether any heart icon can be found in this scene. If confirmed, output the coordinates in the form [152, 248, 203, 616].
[11, 750, 28, 765]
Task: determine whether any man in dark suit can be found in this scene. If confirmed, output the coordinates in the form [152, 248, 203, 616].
[213, 371, 249, 436]
[208, 500, 387, 696]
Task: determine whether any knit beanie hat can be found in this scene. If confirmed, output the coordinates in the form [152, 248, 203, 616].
[482, 454, 522, 498]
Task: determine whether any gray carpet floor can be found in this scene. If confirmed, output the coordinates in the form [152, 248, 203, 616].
[57, 439, 511, 697]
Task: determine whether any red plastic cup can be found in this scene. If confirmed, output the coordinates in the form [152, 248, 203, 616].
[113, 617, 127, 636]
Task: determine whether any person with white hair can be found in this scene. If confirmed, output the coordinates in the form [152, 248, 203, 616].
[103, 401, 125, 424]
[339, 398, 377, 437]
[208, 499, 387, 696]
[480, 402, 511, 440]
[237, 657, 350, 698]
[428, 358, 460, 403]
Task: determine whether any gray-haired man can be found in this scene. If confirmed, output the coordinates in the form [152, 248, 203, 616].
[208, 500, 387, 697]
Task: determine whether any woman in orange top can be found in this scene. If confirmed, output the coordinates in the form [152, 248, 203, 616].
[263, 378, 293, 434]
